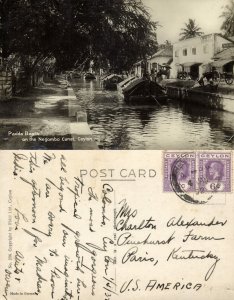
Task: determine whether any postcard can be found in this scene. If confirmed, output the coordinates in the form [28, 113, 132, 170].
[0, 1, 234, 300]
[0, 0, 233, 150]
[0, 150, 233, 300]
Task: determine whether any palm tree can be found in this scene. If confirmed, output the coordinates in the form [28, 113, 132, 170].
[220, 0, 234, 37]
[179, 19, 204, 40]
[164, 40, 172, 46]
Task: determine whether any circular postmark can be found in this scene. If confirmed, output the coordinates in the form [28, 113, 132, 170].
[170, 155, 207, 205]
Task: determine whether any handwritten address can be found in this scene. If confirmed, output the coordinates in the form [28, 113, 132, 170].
[0, 151, 232, 300]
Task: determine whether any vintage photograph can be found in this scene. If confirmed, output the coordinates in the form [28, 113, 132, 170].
[0, 0, 234, 150]
[0, 150, 234, 300]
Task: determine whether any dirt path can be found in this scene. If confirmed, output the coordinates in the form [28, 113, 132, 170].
[0, 79, 98, 149]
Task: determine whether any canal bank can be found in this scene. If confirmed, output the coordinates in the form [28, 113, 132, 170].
[162, 79, 234, 113]
[66, 86, 98, 149]
[0, 78, 98, 149]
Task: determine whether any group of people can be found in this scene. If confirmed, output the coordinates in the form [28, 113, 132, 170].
[142, 65, 171, 82]
[140, 58, 171, 82]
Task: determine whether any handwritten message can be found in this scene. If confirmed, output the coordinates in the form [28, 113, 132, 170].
[0, 151, 233, 300]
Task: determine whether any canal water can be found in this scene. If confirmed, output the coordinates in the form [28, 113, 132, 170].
[72, 78, 234, 150]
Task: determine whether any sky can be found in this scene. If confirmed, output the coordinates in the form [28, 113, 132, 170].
[142, 0, 230, 44]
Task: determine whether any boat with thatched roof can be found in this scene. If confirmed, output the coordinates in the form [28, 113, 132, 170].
[122, 78, 167, 104]
[85, 72, 96, 80]
[103, 74, 124, 90]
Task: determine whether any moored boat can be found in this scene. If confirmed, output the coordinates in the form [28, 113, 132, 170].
[85, 72, 96, 80]
[101, 74, 111, 81]
[103, 74, 123, 90]
[123, 78, 167, 105]
[117, 76, 136, 93]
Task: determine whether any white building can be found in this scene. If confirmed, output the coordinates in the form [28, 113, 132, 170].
[133, 46, 173, 77]
[147, 46, 173, 72]
[171, 33, 232, 79]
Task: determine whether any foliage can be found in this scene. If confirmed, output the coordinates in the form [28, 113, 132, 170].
[164, 40, 172, 46]
[1, 0, 158, 72]
[220, 0, 234, 37]
[1, 0, 61, 75]
[179, 19, 204, 40]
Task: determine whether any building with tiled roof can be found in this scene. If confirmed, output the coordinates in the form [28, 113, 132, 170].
[147, 46, 173, 71]
[212, 46, 234, 73]
[134, 45, 173, 77]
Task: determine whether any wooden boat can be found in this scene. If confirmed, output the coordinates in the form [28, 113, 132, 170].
[85, 72, 96, 80]
[123, 78, 167, 105]
[101, 74, 111, 81]
[103, 74, 123, 90]
[117, 76, 136, 93]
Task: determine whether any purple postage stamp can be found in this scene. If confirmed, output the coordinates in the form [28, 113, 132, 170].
[198, 153, 231, 192]
[164, 152, 196, 192]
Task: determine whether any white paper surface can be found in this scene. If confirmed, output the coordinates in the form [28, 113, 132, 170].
[0, 150, 233, 300]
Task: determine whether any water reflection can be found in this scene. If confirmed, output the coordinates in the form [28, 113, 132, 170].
[72, 78, 234, 150]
